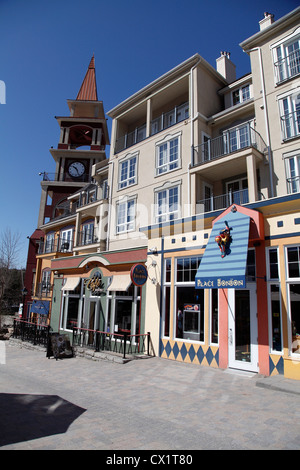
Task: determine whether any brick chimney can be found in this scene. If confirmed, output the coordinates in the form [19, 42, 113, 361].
[259, 12, 274, 31]
[216, 51, 236, 83]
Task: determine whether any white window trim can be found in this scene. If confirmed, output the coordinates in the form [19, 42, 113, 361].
[154, 181, 181, 224]
[231, 83, 252, 106]
[155, 131, 181, 177]
[271, 26, 300, 85]
[118, 151, 139, 190]
[116, 197, 136, 234]
[284, 245, 300, 359]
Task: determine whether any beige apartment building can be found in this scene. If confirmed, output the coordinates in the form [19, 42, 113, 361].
[24, 7, 300, 379]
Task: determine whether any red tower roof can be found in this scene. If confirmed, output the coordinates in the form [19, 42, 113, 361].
[76, 55, 98, 101]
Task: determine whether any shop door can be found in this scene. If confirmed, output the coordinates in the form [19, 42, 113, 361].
[228, 285, 258, 372]
[83, 299, 99, 345]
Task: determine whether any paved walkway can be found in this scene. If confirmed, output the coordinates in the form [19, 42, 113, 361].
[1, 341, 300, 450]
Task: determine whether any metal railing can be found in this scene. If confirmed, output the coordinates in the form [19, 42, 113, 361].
[193, 125, 267, 167]
[77, 230, 98, 246]
[287, 176, 300, 194]
[197, 189, 249, 214]
[72, 327, 152, 359]
[281, 110, 300, 140]
[40, 172, 90, 182]
[114, 102, 189, 153]
[274, 49, 300, 83]
[38, 237, 74, 254]
[35, 282, 53, 298]
[13, 319, 51, 347]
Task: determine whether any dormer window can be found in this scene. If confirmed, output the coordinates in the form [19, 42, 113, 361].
[232, 84, 250, 106]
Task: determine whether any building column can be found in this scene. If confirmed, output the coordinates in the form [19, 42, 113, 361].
[246, 153, 258, 203]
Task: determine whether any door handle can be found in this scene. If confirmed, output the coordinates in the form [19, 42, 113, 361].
[229, 328, 233, 345]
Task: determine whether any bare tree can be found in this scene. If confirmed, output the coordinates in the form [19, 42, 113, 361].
[0, 228, 21, 320]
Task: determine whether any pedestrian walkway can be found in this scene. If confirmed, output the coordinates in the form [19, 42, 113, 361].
[1, 341, 300, 450]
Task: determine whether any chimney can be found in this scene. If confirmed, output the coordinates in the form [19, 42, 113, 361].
[259, 12, 274, 30]
[216, 51, 236, 83]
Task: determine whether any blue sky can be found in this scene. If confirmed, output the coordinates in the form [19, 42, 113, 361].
[0, 0, 298, 268]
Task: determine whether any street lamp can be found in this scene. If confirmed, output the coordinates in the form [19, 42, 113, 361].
[22, 287, 28, 318]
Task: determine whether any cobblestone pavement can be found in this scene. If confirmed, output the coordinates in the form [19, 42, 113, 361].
[1, 342, 300, 451]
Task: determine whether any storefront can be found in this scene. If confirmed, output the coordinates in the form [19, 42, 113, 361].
[144, 198, 300, 379]
[49, 248, 148, 347]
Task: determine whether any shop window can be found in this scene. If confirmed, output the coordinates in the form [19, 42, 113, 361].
[60, 279, 83, 331]
[175, 256, 204, 342]
[269, 284, 282, 352]
[246, 249, 256, 281]
[286, 246, 300, 356]
[106, 286, 141, 337]
[163, 258, 171, 337]
[211, 289, 218, 345]
[268, 248, 279, 279]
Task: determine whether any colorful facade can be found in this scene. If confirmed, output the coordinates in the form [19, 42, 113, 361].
[26, 8, 300, 379]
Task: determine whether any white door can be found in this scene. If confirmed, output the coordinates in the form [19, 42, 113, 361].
[228, 284, 258, 372]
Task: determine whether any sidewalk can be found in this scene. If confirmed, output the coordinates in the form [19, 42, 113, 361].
[1, 341, 300, 450]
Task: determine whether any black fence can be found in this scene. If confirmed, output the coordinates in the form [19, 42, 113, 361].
[13, 319, 51, 347]
[72, 327, 153, 359]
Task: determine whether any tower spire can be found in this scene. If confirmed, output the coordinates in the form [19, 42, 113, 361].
[76, 55, 98, 101]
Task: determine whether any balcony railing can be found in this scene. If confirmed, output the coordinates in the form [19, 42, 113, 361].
[40, 172, 90, 182]
[281, 110, 300, 140]
[114, 102, 189, 153]
[77, 230, 98, 246]
[287, 176, 300, 194]
[193, 125, 267, 167]
[274, 49, 300, 83]
[197, 189, 249, 214]
[72, 327, 153, 359]
[38, 238, 74, 255]
[35, 282, 53, 298]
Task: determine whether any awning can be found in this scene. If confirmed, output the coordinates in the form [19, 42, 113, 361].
[61, 277, 81, 291]
[107, 274, 132, 292]
[195, 209, 250, 289]
[31, 300, 50, 315]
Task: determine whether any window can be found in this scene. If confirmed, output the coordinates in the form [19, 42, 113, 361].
[105, 285, 141, 337]
[59, 228, 73, 252]
[266, 248, 282, 353]
[163, 258, 171, 337]
[81, 222, 95, 245]
[274, 35, 300, 83]
[232, 84, 251, 106]
[116, 199, 135, 233]
[61, 279, 83, 331]
[285, 152, 300, 193]
[174, 256, 204, 342]
[118, 154, 137, 189]
[226, 177, 249, 206]
[45, 232, 55, 253]
[211, 289, 218, 344]
[279, 93, 300, 140]
[41, 269, 51, 295]
[155, 185, 179, 223]
[227, 124, 250, 152]
[286, 246, 300, 356]
[156, 134, 180, 175]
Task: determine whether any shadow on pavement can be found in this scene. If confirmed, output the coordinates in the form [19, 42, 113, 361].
[0, 393, 86, 447]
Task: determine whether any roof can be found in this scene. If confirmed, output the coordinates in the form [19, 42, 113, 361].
[76, 55, 98, 101]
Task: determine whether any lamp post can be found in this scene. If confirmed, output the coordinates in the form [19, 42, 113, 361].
[22, 287, 28, 319]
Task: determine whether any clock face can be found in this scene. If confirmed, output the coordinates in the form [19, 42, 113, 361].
[68, 161, 85, 177]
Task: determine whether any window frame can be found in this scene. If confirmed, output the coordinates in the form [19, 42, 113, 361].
[285, 245, 300, 359]
[118, 152, 138, 190]
[116, 197, 136, 234]
[154, 183, 180, 224]
[155, 132, 181, 176]
[272, 28, 300, 84]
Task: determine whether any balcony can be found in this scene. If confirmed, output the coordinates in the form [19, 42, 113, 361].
[197, 188, 249, 214]
[281, 110, 300, 141]
[114, 102, 189, 153]
[38, 238, 74, 255]
[40, 172, 90, 183]
[77, 230, 98, 247]
[287, 176, 300, 194]
[192, 124, 267, 167]
[274, 49, 300, 84]
[35, 282, 53, 298]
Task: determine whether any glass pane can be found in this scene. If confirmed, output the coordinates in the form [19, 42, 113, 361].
[66, 297, 79, 330]
[235, 290, 251, 362]
[211, 289, 218, 344]
[164, 286, 170, 337]
[270, 285, 282, 352]
[176, 286, 204, 341]
[290, 283, 300, 354]
[115, 299, 132, 333]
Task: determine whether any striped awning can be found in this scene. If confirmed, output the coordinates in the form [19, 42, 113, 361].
[107, 274, 132, 292]
[61, 277, 81, 291]
[195, 210, 250, 289]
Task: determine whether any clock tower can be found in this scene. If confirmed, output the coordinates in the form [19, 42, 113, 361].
[23, 56, 109, 318]
[37, 55, 109, 226]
